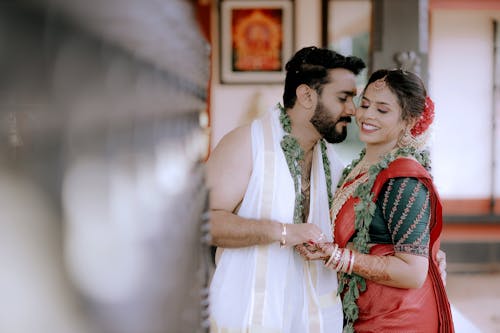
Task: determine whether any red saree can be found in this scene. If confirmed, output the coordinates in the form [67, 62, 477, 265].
[334, 158, 454, 333]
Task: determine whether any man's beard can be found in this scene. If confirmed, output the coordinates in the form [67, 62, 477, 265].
[310, 100, 351, 143]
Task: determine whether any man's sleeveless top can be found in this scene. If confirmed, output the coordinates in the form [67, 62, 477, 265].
[210, 107, 344, 333]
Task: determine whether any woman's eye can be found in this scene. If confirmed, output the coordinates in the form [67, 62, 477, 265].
[338, 97, 347, 102]
[378, 109, 388, 114]
[360, 104, 369, 109]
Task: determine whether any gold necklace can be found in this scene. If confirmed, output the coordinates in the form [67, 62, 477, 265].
[344, 159, 369, 182]
[330, 172, 370, 235]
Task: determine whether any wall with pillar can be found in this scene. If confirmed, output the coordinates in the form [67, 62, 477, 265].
[209, 0, 322, 149]
[371, 0, 429, 84]
[430, 8, 500, 206]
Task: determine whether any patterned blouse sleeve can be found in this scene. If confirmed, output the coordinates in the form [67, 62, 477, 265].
[378, 177, 431, 257]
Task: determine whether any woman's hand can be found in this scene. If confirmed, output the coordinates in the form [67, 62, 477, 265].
[295, 241, 334, 261]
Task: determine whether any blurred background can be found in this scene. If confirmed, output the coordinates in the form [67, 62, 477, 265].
[0, 0, 499, 332]
[0, 0, 211, 332]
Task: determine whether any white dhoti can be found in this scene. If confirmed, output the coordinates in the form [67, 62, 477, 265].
[210, 108, 345, 333]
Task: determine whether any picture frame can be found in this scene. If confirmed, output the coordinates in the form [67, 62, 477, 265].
[220, 0, 293, 84]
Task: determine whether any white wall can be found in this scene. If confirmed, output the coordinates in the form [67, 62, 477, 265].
[429, 10, 499, 199]
[210, 0, 322, 149]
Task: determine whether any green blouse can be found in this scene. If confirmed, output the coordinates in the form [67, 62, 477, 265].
[368, 177, 431, 257]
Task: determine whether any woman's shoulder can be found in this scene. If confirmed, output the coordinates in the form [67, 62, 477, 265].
[383, 157, 430, 179]
[381, 177, 429, 194]
[371, 156, 432, 198]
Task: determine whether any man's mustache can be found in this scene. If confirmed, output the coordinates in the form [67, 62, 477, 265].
[337, 116, 352, 124]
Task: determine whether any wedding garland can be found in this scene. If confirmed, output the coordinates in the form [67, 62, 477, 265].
[337, 146, 430, 333]
[278, 103, 333, 223]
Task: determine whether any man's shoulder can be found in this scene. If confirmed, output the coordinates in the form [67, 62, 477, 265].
[216, 124, 252, 149]
[215, 107, 278, 151]
[208, 124, 255, 168]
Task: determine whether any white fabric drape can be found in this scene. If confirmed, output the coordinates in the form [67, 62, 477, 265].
[210, 107, 344, 333]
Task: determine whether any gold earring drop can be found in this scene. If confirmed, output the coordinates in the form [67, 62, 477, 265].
[397, 127, 415, 149]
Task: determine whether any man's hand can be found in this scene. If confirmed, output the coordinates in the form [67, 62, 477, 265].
[284, 224, 326, 247]
[436, 249, 447, 286]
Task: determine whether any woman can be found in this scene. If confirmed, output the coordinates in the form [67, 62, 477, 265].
[299, 69, 454, 332]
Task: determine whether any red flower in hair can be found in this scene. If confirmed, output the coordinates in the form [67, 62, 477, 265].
[411, 96, 434, 137]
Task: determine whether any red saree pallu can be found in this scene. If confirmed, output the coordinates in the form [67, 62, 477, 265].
[334, 158, 454, 333]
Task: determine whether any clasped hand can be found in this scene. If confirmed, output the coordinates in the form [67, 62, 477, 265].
[295, 241, 336, 262]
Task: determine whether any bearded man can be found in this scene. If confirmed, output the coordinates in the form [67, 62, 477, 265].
[207, 47, 365, 333]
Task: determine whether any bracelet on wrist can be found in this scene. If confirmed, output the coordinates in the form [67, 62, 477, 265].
[324, 244, 339, 267]
[335, 248, 351, 272]
[280, 223, 287, 248]
[347, 251, 355, 275]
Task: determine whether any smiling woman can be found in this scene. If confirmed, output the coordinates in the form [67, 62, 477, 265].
[298, 69, 454, 333]
[356, 78, 408, 153]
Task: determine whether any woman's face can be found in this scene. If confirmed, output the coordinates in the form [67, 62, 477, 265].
[355, 79, 407, 152]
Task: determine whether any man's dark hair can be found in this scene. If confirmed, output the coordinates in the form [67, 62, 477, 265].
[283, 46, 366, 109]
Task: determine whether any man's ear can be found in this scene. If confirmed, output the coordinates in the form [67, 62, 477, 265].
[296, 84, 315, 109]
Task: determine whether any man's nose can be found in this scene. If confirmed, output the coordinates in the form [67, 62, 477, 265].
[345, 100, 356, 115]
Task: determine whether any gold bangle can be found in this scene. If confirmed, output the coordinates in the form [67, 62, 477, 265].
[280, 223, 287, 248]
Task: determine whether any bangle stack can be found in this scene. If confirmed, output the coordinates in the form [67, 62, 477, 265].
[324, 245, 356, 274]
[336, 248, 350, 273]
[279, 223, 287, 248]
[324, 244, 339, 267]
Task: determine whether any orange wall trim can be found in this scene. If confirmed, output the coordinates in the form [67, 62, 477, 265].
[442, 223, 500, 242]
[431, 0, 500, 10]
[442, 198, 493, 216]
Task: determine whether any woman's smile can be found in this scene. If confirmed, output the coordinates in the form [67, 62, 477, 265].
[360, 121, 379, 133]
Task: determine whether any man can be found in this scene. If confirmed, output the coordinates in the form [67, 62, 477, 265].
[207, 46, 365, 333]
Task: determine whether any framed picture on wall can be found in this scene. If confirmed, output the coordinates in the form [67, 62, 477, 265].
[220, 0, 294, 84]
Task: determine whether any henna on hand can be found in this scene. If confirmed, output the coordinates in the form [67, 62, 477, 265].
[354, 253, 391, 282]
[313, 242, 335, 261]
[295, 243, 330, 261]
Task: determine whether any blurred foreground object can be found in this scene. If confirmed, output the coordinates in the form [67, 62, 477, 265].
[0, 0, 211, 332]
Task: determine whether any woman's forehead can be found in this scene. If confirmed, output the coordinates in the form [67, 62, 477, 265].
[363, 83, 399, 106]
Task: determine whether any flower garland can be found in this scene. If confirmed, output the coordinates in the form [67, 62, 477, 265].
[411, 96, 435, 137]
[336, 146, 430, 333]
[278, 103, 333, 223]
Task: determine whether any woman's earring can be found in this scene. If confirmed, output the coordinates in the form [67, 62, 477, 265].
[397, 127, 417, 149]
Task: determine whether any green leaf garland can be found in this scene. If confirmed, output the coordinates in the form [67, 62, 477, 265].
[278, 103, 333, 224]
